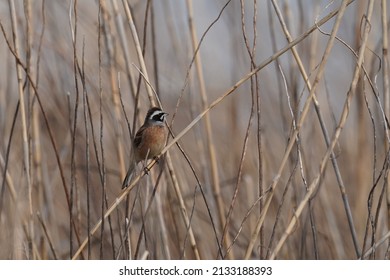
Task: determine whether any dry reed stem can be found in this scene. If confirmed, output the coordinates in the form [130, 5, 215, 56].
[221, 0, 259, 259]
[186, 0, 228, 259]
[309, 3, 346, 259]
[269, 0, 374, 259]
[271, 0, 358, 257]
[164, 152, 201, 259]
[361, 230, 390, 259]
[26, 0, 48, 259]
[244, 0, 353, 259]
[155, 193, 171, 259]
[168, 0, 234, 257]
[381, 0, 390, 235]
[69, 0, 80, 258]
[111, 0, 137, 100]
[8, 0, 35, 259]
[97, 0, 127, 180]
[99, 3, 126, 257]
[122, 0, 155, 106]
[0, 148, 17, 203]
[37, 212, 58, 260]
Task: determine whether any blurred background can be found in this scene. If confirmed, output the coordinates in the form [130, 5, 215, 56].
[0, 0, 389, 259]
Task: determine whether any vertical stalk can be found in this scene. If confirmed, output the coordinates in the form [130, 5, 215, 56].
[186, 0, 231, 259]
[121, 0, 155, 105]
[9, 0, 34, 259]
[101, 0, 127, 181]
[381, 0, 390, 239]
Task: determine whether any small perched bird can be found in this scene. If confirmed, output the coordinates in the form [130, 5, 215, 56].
[122, 107, 168, 189]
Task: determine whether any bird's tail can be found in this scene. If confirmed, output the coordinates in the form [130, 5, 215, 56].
[122, 161, 136, 189]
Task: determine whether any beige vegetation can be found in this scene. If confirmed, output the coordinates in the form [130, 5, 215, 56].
[0, 0, 389, 259]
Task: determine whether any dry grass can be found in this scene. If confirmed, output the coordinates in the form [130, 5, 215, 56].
[0, 0, 389, 260]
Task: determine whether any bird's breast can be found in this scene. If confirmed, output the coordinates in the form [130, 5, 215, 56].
[135, 125, 167, 162]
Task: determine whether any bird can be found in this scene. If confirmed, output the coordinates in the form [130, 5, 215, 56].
[122, 107, 169, 189]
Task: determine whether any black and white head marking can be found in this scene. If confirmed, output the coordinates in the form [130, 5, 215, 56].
[145, 107, 168, 124]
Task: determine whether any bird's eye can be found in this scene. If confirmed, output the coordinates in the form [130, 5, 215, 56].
[151, 112, 163, 122]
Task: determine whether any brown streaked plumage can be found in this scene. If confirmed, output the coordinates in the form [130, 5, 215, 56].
[122, 107, 168, 189]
